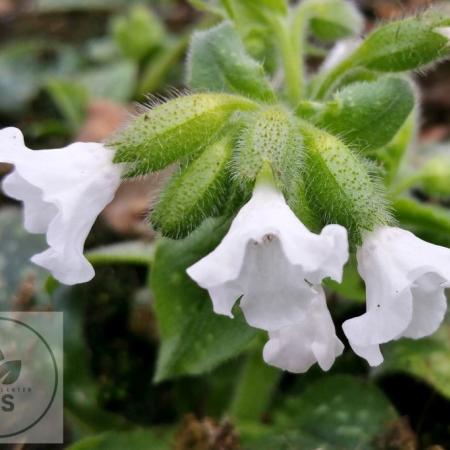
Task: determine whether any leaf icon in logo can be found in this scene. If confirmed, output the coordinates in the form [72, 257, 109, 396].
[0, 360, 22, 385]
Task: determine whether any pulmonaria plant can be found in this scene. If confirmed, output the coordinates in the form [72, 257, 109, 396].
[1, 0, 450, 374]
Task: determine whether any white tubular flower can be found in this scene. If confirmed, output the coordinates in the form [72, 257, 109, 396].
[0, 127, 122, 285]
[263, 287, 344, 373]
[187, 180, 348, 372]
[343, 226, 450, 366]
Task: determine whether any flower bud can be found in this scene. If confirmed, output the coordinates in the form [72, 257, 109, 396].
[151, 135, 234, 238]
[300, 123, 392, 244]
[352, 12, 450, 72]
[112, 93, 257, 177]
[233, 107, 302, 191]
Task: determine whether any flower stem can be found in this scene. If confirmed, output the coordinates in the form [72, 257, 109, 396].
[312, 58, 353, 100]
[273, 17, 303, 105]
[228, 343, 281, 423]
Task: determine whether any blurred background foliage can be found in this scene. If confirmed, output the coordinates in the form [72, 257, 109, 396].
[0, 0, 449, 449]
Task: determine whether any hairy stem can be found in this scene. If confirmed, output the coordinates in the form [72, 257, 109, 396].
[273, 17, 303, 105]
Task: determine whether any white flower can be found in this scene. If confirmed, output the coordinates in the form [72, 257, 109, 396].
[320, 38, 361, 72]
[0, 127, 122, 285]
[343, 226, 450, 366]
[187, 181, 348, 372]
[263, 287, 344, 373]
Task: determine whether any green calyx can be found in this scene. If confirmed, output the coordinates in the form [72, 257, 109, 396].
[299, 122, 393, 245]
[111, 93, 258, 177]
[234, 106, 302, 193]
[151, 134, 235, 238]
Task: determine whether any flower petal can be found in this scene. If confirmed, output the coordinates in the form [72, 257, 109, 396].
[344, 226, 450, 365]
[238, 237, 320, 330]
[263, 288, 344, 372]
[0, 127, 122, 284]
[402, 273, 448, 339]
[187, 182, 349, 331]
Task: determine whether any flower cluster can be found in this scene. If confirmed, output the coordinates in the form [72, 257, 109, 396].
[187, 178, 450, 371]
[1, 125, 448, 373]
[2, 6, 450, 374]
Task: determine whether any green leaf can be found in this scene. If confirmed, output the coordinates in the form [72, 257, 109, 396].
[86, 241, 156, 266]
[46, 78, 89, 132]
[151, 218, 257, 382]
[187, 22, 275, 102]
[112, 5, 165, 61]
[375, 316, 450, 399]
[0, 43, 44, 115]
[313, 77, 415, 152]
[274, 375, 397, 449]
[68, 429, 172, 450]
[393, 197, 450, 247]
[79, 60, 136, 102]
[374, 111, 416, 185]
[111, 93, 258, 177]
[307, 0, 364, 42]
[55, 285, 130, 433]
